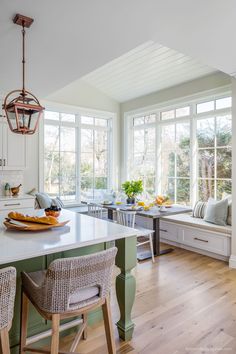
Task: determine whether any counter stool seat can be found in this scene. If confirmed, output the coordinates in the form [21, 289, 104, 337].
[25, 270, 100, 308]
[20, 248, 117, 354]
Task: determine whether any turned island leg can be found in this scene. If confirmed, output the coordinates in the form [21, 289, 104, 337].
[115, 236, 137, 341]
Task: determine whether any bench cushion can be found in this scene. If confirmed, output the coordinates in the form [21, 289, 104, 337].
[161, 213, 231, 236]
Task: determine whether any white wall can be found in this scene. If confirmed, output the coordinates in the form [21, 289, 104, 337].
[119, 72, 231, 183]
[121, 72, 230, 113]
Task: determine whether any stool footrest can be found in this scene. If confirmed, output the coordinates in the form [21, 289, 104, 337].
[26, 317, 83, 346]
[24, 348, 76, 354]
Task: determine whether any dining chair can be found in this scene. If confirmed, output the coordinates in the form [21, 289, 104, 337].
[88, 203, 104, 219]
[20, 247, 117, 354]
[116, 209, 155, 263]
[0, 267, 17, 354]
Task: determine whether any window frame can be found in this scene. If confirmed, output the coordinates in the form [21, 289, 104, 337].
[39, 102, 115, 206]
[124, 88, 232, 206]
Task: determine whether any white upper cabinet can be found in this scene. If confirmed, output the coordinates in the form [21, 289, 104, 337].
[0, 122, 2, 169]
[0, 121, 26, 170]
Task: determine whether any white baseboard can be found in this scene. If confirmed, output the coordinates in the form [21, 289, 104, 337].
[229, 255, 236, 268]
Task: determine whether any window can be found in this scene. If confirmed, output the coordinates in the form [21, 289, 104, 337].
[44, 112, 76, 202]
[197, 115, 232, 201]
[80, 116, 111, 202]
[161, 122, 190, 204]
[130, 114, 156, 194]
[161, 106, 190, 120]
[133, 114, 156, 126]
[197, 100, 214, 114]
[127, 93, 232, 206]
[42, 110, 113, 204]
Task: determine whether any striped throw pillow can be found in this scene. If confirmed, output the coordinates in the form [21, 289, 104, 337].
[192, 201, 207, 218]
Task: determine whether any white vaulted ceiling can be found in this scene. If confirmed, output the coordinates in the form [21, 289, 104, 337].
[81, 41, 217, 102]
[0, 0, 235, 99]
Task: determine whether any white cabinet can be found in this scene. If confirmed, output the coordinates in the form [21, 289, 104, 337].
[0, 123, 2, 168]
[180, 228, 230, 257]
[0, 195, 35, 212]
[160, 219, 231, 260]
[160, 221, 179, 242]
[0, 121, 26, 170]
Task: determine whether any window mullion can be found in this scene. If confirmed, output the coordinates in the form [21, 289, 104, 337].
[214, 116, 217, 199]
[156, 117, 161, 195]
[58, 115, 61, 198]
[174, 124, 177, 204]
[93, 128, 95, 201]
[77, 114, 81, 203]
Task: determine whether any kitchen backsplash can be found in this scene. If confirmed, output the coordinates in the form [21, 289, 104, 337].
[0, 171, 24, 196]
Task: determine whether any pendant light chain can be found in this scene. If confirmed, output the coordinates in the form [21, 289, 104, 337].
[22, 20, 26, 97]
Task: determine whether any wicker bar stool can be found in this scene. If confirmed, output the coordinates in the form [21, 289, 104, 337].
[20, 247, 117, 354]
[0, 267, 17, 354]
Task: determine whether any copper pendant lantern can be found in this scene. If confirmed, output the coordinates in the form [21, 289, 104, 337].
[2, 14, 44, 135]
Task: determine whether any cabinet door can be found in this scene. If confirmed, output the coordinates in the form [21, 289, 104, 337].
[2, 123, 26, 170]
[0, 121, 2, 170]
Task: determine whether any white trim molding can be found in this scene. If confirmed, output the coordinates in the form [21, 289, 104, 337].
[229, 254, 236, 268]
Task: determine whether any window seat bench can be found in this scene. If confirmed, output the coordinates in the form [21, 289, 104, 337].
[160, 213, 231, 261]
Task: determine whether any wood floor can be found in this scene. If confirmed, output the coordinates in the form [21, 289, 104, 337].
[61, 244, 236, 354]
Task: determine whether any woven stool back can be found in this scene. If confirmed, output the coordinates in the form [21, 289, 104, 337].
[22, 247, 117, 314]
[0, 267, 16, 330]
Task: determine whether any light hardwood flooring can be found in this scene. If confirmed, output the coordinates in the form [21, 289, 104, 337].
[60, 244, 236, 354]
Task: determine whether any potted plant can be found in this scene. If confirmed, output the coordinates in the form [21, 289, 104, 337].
[121, 180, 143, 204]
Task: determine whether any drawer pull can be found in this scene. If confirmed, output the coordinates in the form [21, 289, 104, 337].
[4, 203, 21, 207]
[160, 229, 167, 233]
[194, 237, 208, 243]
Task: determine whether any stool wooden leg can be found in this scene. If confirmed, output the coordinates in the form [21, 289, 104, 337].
[102, 298, 116, 354]
[50, 314, 60, 354]
[20, 292, 29, 354]
[0, 327, 10, 354]
[82, 313, 88, 340]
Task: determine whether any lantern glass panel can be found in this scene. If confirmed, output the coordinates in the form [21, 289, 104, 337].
[6, 108, 18, 131]
[16, 105, 41, 133]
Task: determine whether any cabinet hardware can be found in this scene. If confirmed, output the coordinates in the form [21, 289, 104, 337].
[0, 159, 2, 167]
[194, 237, 208, 243]
[160, 229, 167, 232]
[4, 203, 21, 207]
[3, 159, 6, 166]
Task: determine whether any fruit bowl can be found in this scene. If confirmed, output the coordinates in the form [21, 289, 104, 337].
[155, 195, 173, 207]
[45, 206, 61, 218]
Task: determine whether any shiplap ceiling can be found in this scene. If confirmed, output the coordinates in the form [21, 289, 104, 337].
[82, 41, 217, 102]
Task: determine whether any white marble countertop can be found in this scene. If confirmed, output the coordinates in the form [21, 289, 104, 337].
[0, 209, 137, 265]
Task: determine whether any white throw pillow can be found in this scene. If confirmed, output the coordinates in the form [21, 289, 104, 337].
[203, 198, 228, 226]
[222, 193, 232, 226]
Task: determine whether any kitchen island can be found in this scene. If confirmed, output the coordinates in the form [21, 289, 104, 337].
[0, 209, 138, 352]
